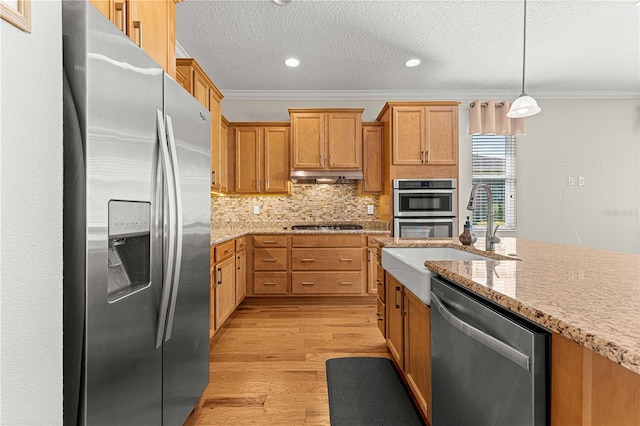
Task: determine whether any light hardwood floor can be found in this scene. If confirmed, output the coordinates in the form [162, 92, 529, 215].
[185, 299, 390, 425]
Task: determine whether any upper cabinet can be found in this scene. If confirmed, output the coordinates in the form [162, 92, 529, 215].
[89, 0, 180, 78]
[289, 109, 363, 170]
[175, 58, 225, 193]
[230, 123, 290, 195]
[359, 122, 384, 194]
[377, 102, 459, 166]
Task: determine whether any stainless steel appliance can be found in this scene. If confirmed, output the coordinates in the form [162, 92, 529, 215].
[63, 3, 211, 425]
[430, 276, 549, 425]
[393, 179, 457, 237]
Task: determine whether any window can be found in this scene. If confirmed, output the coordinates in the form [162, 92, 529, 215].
[470, 135, 517, 231]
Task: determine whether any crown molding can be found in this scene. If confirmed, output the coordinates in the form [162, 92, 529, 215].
[219, 89, 640, 101]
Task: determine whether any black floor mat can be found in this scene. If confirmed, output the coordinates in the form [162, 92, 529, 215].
[325, 357, 425, 426]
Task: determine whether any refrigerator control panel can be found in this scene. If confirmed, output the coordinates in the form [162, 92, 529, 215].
[108, 200, 151, 238]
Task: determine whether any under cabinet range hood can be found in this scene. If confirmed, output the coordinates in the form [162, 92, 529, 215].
[290, 170, 363, 184]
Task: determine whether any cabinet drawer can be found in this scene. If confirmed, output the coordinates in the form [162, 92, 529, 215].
[291, 272, 362, 294]
[214, 240, 235, 262]
[291, 248, 362, 271]
[376, 297, 386, 338]
[291, 234, 363, 248]
[254, 235, 287, 248]
[235, 236, 247, 252]
[254, 272, 287, 294]
[253, 248, 287, 270]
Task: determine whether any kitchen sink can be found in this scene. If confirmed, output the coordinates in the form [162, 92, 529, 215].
[381, 247, 493, 305]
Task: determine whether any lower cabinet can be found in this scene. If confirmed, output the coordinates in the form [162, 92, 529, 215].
[235, 247, 246, 306]
[215, 255, 235, 329]
[385, 273, 431, 423]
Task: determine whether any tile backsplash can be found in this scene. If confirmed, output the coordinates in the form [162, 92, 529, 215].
[211, 184, 380, 222]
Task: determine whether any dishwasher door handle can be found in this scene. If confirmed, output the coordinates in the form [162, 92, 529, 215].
[431, 292, 530, 371]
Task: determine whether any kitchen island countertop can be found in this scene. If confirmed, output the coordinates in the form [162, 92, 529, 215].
[375, 237, 640, 375]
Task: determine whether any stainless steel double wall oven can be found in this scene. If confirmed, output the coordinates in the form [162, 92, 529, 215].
[393, 179, 457, 238]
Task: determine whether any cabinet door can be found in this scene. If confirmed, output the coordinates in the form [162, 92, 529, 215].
[327, 113, 361, 169]
[215, 256, 236, 328]
[425, 106, 458, 165]
[235, 250, 246, 306]
[129, 1, 169, 71]
[209, 265, 216, 338]
[392, 107, 425, 165]
[192, 68, 209, 109]
[89, 0, 112, 21]
[367, 248, 377, 294]
[291, 113, 324, 169]
[386, 275, 404, 369]
[235, 127, 261, 193]
[210, 92, 222, 191]
[361, 125, 383, 193]
[264, 127, 290, 193]
[404, 290, 431, 422]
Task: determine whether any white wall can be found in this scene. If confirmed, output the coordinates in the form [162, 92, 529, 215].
[0, 1, 63, 424]
[226, 97, 640, 254]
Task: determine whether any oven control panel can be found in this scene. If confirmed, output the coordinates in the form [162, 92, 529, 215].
[393, 179, 456, 190]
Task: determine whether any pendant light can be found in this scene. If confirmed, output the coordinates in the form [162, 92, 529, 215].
[507, 0, 541, 118]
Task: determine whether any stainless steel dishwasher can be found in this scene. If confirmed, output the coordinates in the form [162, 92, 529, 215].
[430, 276, 549, 426]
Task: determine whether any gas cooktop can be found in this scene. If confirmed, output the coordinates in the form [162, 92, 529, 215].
[290, 224, 364, 231]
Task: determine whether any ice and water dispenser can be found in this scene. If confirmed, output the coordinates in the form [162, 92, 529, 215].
[107, 201, 151, 301]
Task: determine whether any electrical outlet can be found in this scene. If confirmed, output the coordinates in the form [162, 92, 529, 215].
[253, 205, 260, 214]
[367, 205, 374, 215]
[578, 176, 585, 186]
[568, 176, 575, 186]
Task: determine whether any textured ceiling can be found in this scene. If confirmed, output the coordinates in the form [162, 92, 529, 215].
[176, 0, 640, 99]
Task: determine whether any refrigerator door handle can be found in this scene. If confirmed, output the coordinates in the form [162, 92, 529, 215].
[155, 109, 177, 349]
[164, 115, 184, 342]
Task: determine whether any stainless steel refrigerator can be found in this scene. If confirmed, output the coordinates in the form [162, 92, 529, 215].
[62, 3, 211, 425]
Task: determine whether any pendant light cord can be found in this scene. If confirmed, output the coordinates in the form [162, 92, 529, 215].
[521, 0, 527, 95]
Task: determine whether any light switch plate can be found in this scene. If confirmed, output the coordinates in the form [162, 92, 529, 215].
[367, 205, 374, 215]
[253, 205, 260, 214]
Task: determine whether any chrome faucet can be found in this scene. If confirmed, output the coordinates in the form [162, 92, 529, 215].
[467, 183, 501, 251]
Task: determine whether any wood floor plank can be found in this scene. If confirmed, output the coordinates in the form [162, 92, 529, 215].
[186, 301, 390, 425]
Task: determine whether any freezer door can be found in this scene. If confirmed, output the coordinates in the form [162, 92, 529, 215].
[161, 74, 211, 426]
[65, 4, 165, 425]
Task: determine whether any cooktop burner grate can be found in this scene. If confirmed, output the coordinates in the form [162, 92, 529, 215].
[290, 224, 364, 231]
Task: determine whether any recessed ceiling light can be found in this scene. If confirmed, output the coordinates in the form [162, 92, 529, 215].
[405, 58, 421, 67]
[272, 0, 292, 5]
[285, 58, 300, 67]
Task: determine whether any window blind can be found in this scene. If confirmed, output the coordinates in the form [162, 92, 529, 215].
[471, 135, 517, 231]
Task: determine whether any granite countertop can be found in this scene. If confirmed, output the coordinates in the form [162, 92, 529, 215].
[375, 236, 640, 375]
[210, 221, 390, 245]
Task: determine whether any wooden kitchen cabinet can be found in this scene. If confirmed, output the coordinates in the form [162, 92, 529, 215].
[386, 274, 405, 370]
[385, 273, 431, 423]
[251, 235, 289, 295]
[231, 124, 290, 194]
[359, 123, 384, 194]
[290, 234, 365, 295]
[89, 0, 179, 78]
[176, 58, 226, 193]
[387, 104, 458, 166]
[212, 239, 236, 332]
[551, 333, 640, 425]
[289, 109, 363, 170]
[235, 237, 247, 306]
[404, 289, 431, 423]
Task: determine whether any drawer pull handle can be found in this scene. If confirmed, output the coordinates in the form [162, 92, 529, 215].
[262, 240, 277, 244]
[301, 282, 315, 285]
[263, 282, 277, 286]
[263, 258, 277, 262]
[339, 258, 353, 262]
[376, 280, 383, 285]
[339, 281, 353, 285]
[375, 313, 384, 321]
[301, 258, 315, 262]
[224, 248, 233, 253]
